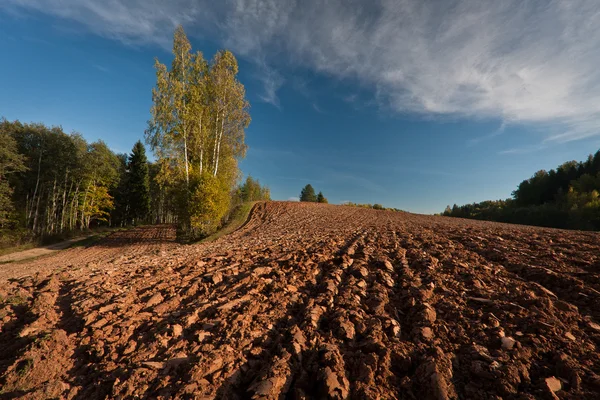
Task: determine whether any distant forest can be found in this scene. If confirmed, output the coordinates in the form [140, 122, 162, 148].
[443, 150, 600, 230]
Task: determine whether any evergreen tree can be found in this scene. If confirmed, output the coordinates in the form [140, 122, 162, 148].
[111, 153, 130, 226]
[300, 184, 317, 202]
[127, 141, 151, 224]
[316, 191, 328, 203]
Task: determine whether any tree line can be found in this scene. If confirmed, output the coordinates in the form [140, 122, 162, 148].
[342, 202, 404, 212]
[299, 184, 328, 203]
[0, 117, 269, 248]
[0, 26, 270, 246]
[0, 119, 153, 244]
[443, 149, 600, 230]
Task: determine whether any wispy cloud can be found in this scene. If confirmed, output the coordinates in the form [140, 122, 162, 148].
[93, 64, 109, 73]
[291, 76, 311, 98]
[6, 0, 600, 141]
[312, 103, 325, 114]
[498, 144, 547, 155]
[343, 94, 359, 105]
[256, 63, 284, 108]
[467, 121, 506, 146]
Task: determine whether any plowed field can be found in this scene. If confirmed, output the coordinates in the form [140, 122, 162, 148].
[1, 201, 600, 399]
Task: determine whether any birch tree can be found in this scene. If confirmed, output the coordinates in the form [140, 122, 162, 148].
[207, 50, 250, 177]
[147, 26, 251, 236]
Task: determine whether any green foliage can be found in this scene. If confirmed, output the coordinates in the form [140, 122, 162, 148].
[300, 184, 317, 202]
[443, 149, 600, 230]
[317, 192, 328, 203]
[111, 153, 130, 226]
[127, 141, 151, 223]
[148, 161, 176, 224]
[236, 176, 270, 203]
[0, 124, 27, 229]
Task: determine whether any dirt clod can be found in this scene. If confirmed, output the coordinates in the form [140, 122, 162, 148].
[546, 376, 562, 392]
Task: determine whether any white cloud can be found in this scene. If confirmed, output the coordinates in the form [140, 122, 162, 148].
[287, 196, 299, 202]
[6, 0, 600, 140]
[256, 63, 284, 108]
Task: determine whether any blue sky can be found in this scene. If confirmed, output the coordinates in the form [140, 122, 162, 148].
[2, 1, 600, 214]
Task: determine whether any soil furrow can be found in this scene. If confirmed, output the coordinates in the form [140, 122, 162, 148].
[1, 202, 600, 398]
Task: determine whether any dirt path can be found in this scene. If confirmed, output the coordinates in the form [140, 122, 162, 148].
[1, 203, 600, 399]
[0, 235, 98, 264]
[0, 225, 178, 281]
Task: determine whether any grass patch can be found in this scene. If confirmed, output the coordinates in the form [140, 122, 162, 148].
[201, 201, 258, 243]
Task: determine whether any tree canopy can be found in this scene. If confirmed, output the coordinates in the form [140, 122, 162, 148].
[237, 176, 271, 203]
[300, 184, 317, 202]
[316, 191, 328, 203]
[1, 119, 121, 236]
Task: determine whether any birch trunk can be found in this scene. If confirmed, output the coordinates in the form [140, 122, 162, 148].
[71, 182, 80, 231]
[212, 113, 219, 174]
[181, 48, 190, 188]
[81, 182, 91, 230]
[32, 184, 42, 233]
[61, 176, 72, 233]
[198, 115, 203, 175]
[49, 178, 57, 234]
[28, 148, 43, 226]
[214, 111, 225, 177]
[183, 127, 189, 187]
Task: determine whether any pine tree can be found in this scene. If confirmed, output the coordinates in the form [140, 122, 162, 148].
[127, 141, 150, 224]
[300, 184, 317, 202]
[317, 191, 328, 203]
[111, 153, 130, 226]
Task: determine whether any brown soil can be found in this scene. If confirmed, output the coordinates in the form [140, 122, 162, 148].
[1, 202, 600, 399]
